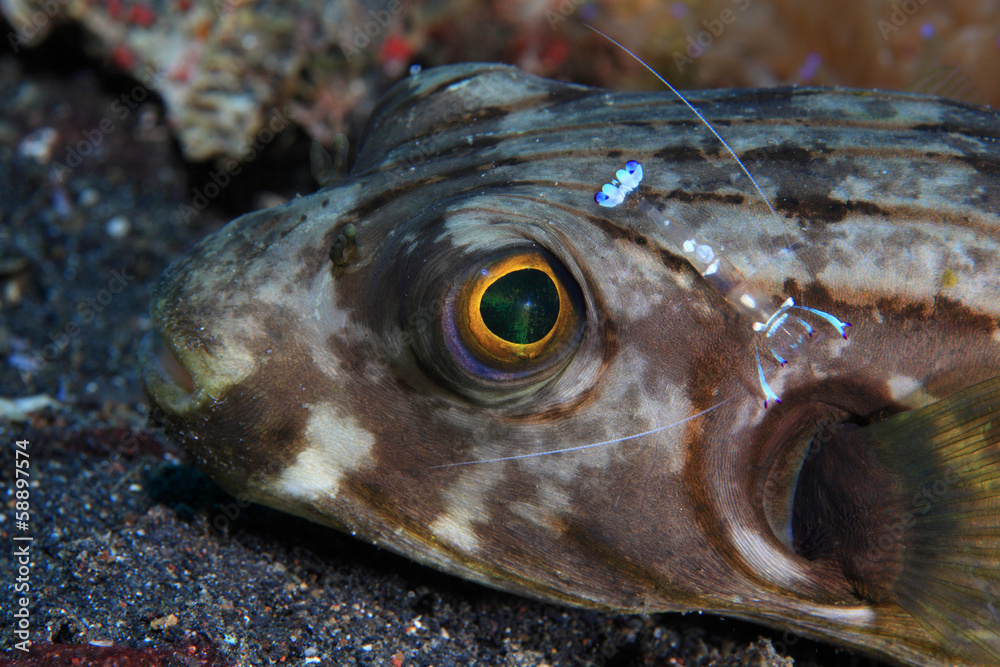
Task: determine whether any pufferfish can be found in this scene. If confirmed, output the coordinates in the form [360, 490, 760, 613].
[139, 63, 1000, 666]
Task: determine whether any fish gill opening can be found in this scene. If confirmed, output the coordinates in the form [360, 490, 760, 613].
[760, 400, 907, 604]
[791, 422, 907, 603]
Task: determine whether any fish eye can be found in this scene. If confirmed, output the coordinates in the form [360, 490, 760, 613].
[437, 248, 585, 395]
[480, 268, 559, 345]
[459, 250, 581, 364]
[471, 255, 562, 351]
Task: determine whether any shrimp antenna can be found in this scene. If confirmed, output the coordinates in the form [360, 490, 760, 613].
[583, 22, 781, 223]
[585, 24, 851, 406]
[430, 398, 732, 469]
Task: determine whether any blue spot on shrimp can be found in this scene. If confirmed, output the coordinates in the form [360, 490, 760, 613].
[596, 158, 850, 407]
[430, 25, 859, 474]
[586, 24, 851, 408]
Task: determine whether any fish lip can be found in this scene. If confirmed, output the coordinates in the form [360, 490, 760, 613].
[139, 329, 198, 415]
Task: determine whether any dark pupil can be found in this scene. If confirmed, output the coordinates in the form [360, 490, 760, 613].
[480, 269, 559, 344]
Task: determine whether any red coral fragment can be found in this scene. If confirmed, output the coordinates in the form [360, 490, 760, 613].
[111, 44, 137, 70]
[541, 38, 570, 70]
[106, 0, 123, 20]
[127, 3, 157, 27]
[0, 640, 230, 666]
[378, 33, 414, 68]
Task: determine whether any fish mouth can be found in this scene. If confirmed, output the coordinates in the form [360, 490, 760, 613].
[139, 329, 199, 415]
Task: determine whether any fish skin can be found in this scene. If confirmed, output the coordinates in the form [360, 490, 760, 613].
[140, 64, 1000, 666]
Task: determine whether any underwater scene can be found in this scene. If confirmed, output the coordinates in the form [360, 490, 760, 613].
[1, 1, 999, 665]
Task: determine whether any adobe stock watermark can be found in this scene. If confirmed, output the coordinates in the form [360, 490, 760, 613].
[6, 0, 70, 54]
[761, 415, 840, 503]
[876, 0, 929, 40]
[10, 438, 33, 652]
[210, 0, 237, 15]
[673, 0, 751, 73]
[545, 0, 591, 30]
[864, 468, 960, 563]
[205, 459, 286, 533]
[51, 66, 167, 178]
[770, 630, 801, 657]
[175, 106, 292, 224]
[339, 0, 406, 62]
[210, 491, 255, 533]
[14, 268, 135, 376]
[975, 579, 1000, 627]
[907, 65, 988, 106]
[588, 617, 645, 667]
[391, 73, 504, 180]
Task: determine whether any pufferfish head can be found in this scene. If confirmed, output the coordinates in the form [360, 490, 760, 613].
[139, 64, 757, 611]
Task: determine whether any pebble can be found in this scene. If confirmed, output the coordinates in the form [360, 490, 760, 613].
[106, 214, 131, 238]
[0, 257, 29, 276]
[17, 126, 58, 162]
[150, 613, 179, 630]
[78, 187, 101, 207]
[0, 393, 60, 421]
[3, 278, 21, 305]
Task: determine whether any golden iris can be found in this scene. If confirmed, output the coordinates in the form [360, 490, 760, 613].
[460, 250, 581, 365]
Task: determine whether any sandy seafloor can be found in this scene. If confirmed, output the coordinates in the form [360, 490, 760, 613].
[0, 6, 929, 666]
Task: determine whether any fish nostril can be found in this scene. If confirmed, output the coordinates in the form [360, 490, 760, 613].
[147, 330, 195, 395]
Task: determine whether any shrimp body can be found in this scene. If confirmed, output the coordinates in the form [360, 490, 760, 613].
[597, 159, 850, 405]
